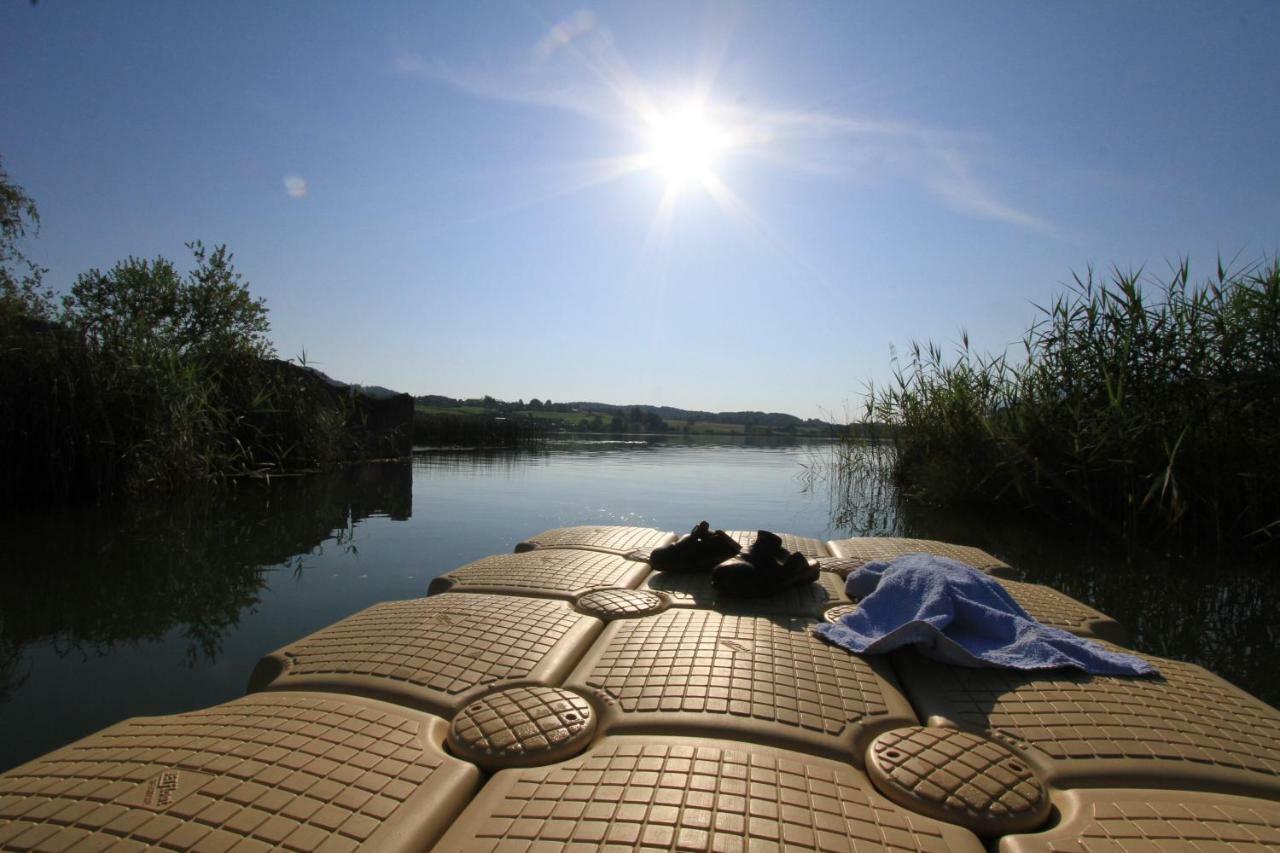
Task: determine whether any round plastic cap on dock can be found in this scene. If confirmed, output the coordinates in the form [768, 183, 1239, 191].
[866, 726, 1051, 836]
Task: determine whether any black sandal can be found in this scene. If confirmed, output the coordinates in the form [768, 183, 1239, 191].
[649, 521, 742, 573]
[711, 530, 819, 597]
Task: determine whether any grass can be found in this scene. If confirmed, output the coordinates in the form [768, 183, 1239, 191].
[846, 257, 1280, 549]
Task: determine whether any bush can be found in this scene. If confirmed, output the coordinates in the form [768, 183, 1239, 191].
[1, 244, 357, 502]
[0, 163, 355, 502]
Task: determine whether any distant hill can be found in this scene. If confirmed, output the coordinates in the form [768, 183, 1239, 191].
[411, 393, 851, 436]
[352, 385, 401, 400]
[560, 401, 830, 430]
[280, 364, 405, 401]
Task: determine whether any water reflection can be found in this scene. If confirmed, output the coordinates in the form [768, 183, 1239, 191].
[0, 462, 412, 703]
[2, 438, 1275, 774]
[412, 446, 552, 474]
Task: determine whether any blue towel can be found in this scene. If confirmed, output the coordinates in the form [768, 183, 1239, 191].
[812, 553, 1158, 676]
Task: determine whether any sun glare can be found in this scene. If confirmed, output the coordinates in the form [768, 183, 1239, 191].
[648, 107, 726, 188]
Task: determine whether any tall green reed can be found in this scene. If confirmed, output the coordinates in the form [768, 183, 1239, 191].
[853, 258, 1280, 548]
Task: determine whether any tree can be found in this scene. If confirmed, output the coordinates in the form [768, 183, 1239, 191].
[0, 157, 51, 319]
[62, 242, 272, 361]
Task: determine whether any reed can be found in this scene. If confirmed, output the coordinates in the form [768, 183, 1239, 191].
[852, 258, 1280, 547]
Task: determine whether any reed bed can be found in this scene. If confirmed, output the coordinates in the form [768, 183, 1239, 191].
[849, 259, 1280, 548]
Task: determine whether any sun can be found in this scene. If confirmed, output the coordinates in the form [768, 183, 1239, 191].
[647, 106, 727, 188]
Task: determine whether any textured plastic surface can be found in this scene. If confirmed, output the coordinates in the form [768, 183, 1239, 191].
[826, 537, 1015, 578]
[514, 525, 675, 555]
[12, 526, 1280, 851]
[567, 608, 917, 761]
[866, 727, 1050, 836]
[0, 693, 479, 853]
[575, 588, 669, 620]
[248, 594, 602, 716]
[641, 569, 849, 618]
[1000, 578, 1128, 643]
[824, 603, 860, 623]
[428, 549, 650, 600]
[432, 737, 985, 853]
[446, 686, 596, 771]
[817, 557, 869, 578]
[999, 788, 1280, 852]
[725, 530, 831, 558]
[896, 647, 1280, 799]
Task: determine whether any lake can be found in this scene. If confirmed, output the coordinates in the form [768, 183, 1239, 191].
[2, 436, 1275, 773]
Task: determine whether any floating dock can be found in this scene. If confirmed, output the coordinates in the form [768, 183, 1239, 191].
[2, 526, 1278, 851]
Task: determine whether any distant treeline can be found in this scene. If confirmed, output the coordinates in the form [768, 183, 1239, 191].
[414, 394, 848, 438]
[412, 410, 550, 446]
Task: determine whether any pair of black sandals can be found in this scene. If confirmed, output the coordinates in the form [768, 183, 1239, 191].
[648, 521, 820, 597]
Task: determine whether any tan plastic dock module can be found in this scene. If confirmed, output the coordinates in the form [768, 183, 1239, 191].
[428, 549, 651, 600]
[0, 693, 479, 853]
[998, 578, 1128, 644]
[574, 588, 670, 620]
[248, 594, 602, 717]
[818, 558, 1127, 643]
[566, 608, 918, 762]
[998, 788, 1280, 852]
[865, 727, 1051, 837]
[824, 603, 860, 622]
[641, 570, 850, 619]
[894, 648, 1280, 800]
[431, 737, 985, 853]
[514, 525, 675, 555]
[446, 686, 598, 772]
[725, 530, 832, 559]
[825, 538, 1015, 578]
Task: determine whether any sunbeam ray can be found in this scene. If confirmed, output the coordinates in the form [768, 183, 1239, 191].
[640, 184, 681, 264]
[458, 154, 652, 224]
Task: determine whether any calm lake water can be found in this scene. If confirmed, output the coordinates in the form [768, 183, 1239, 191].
[2, 436, 1276, 772]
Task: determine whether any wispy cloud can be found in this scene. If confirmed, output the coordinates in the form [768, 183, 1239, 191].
[394, 49, 621, 124]
[534, 9, 596, 60]
[392, 13, 1057, 235]
[926, 150, 1057, 234]
[730, 107, 1056, 233]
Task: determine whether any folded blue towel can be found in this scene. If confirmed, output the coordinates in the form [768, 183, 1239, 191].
[812, 553, 1158, 676]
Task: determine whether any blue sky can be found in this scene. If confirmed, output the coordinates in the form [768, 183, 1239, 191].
[3, 2, 1277, 419]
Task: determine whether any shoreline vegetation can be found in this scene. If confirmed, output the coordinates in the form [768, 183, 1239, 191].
[2, 161, 839, 506]
[842, 260, 1280, 551]
[2, 162, 405, 506]
[8, 157, 1278, 552]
